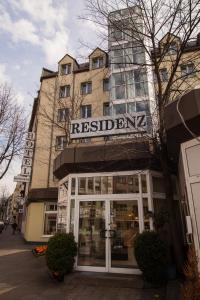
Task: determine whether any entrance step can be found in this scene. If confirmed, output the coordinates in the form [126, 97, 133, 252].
[68, 271, 144, 289]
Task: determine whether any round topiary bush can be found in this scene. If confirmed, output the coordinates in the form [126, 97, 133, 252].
[134, 231, 167, 285]
[46, 233, 77, 281]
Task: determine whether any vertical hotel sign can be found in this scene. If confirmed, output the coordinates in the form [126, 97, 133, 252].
[14, 132, 35, 183]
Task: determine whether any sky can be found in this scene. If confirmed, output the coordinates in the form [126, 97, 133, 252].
[0, 0, 102, 195]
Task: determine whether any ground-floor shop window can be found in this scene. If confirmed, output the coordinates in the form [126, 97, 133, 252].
[44, 202, 57, 235]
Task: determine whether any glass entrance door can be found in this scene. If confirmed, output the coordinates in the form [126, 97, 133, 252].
[77, 201, 106, 269]
[76, 199, 141, 273]
[109, 200, 140, 272]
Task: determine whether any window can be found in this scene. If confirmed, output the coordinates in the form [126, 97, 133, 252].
[112, 73, 126, 99]
[111, 43, 145, 70]
[59, 85, 70, 98]
[60, 63, 71, 75]
[127, 102, 136, 113]
[80, 105, 92, 118]
[92, 57, 104, 69]
[57, 108, 69, 122]
[56, 136, 67, 150]
[111, 69, 148, 100]
[168, 42, 177, 54]
[134, 69, 148, 97]
[113, 103, 126, 115]
[160, 68, 168, 82]
[103, 102, 110, 116]
[181, 63, 195, 77]
[103, 78, 109, 91]
[136, 101, 149, 113]
[110, 27, 123, 42]
[80, 82, 92, 95]
[43, 203, 57, 235]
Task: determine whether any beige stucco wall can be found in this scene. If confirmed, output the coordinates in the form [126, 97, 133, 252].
[30, 50, 109, 189]
[30, 77, 56, 189]
[24, 202, 51, 243]
[157, 35, 200, 100]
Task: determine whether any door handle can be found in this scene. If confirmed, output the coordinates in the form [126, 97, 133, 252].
[100, 229, 107, 238]
[109, 230, 116, 238]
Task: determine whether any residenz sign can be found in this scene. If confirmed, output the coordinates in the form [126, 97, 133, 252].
[70, 112, 147, 139]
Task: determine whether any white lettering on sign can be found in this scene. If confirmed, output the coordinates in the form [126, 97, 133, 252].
[24, 148, 33, 158]
[14, 131, 35, 183]
[14, 175, 30, 183]
[70, 113, 147, 139]
[22, 157, 32, 167]
[21, 166, 31, 176]
[25, 140, 34, 149]
[27, 132, 35, 140]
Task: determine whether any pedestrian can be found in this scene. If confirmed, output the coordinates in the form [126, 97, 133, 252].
[11, 216, 18, 235]
[0, 220, 4, 234]
[4, 218, 9, 230]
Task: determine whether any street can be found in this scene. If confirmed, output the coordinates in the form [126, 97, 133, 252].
[0, 227, 167, 300]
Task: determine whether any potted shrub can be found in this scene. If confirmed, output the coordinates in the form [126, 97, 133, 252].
[134, 231, 167, 285]
[46, 232, 77, 281]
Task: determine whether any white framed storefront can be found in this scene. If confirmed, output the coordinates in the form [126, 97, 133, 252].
[57, 170, 167, 274]
[179, 137, 200, 267]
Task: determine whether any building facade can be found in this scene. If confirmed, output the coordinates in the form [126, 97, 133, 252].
[17, 7, 200, 274]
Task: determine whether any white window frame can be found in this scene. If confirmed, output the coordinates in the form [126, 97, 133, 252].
[92, 57, 104, 69]
[43, 202, 57, 237]
[181, 63, 195, 77]
[80, 105, 92, 118]
[56, 136, 67, 150]
[59, 85, 70, 98]
[57, 108, 69, 122]
[159, 68, 168, 82]
[80, 82, 92, 95]
[60, 63, 71, 75]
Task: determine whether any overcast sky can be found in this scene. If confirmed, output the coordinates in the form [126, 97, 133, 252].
[0, 0, 102, 195]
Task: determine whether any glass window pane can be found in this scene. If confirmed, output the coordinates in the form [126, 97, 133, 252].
[127, 175, 139, 193]
[101, 177, 108, 194]
[71, 178, 75, 195]
[115, 86, 125, 99]
[110, 200, 139, 268]
[95, 177, 101, 194]
[136, 101, 149, 113]
[78, 178, 86, 195]
[113, 104, 126, 115]
[78, 201, 106, 267]
[87, 178, 94, 194]
[70, 199, 75, 234]
[153, 177, 165, 193]
[113, 175, 139, 194]
[57, 206, 67, 233]
[127, 84, 134, 98]
[141, 174, 147, 193]
[114, 73, 125, 85]
[44, 214, 57, 235]
[127, 102, 136, 113]
[143, 198, 150, 230]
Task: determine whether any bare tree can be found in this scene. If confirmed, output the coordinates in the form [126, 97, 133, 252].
[0, 84, 26, 179]
[82, 0, 200, 270]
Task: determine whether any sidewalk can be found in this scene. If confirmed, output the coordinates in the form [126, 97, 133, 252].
[0, 227, 176, 300]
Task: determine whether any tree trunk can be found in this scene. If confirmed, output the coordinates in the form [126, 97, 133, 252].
[159, 143, 184, 273]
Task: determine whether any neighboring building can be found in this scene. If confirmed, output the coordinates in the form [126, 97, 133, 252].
[164, 88, 200, 267]
[16, 6, 200, 275]
[23, 48, 109, 243]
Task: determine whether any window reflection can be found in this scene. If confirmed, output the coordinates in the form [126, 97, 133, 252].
[142, 198, 150, 230]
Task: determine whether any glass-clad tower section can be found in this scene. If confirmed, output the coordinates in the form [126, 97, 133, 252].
[108, 7, 155, 133]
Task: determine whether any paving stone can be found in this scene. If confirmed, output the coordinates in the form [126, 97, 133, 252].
[0, 227, 168, 300]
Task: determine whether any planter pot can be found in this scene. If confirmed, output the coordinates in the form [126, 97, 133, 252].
[52, 271, 65, 282]
[167, 264, 177, 280]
